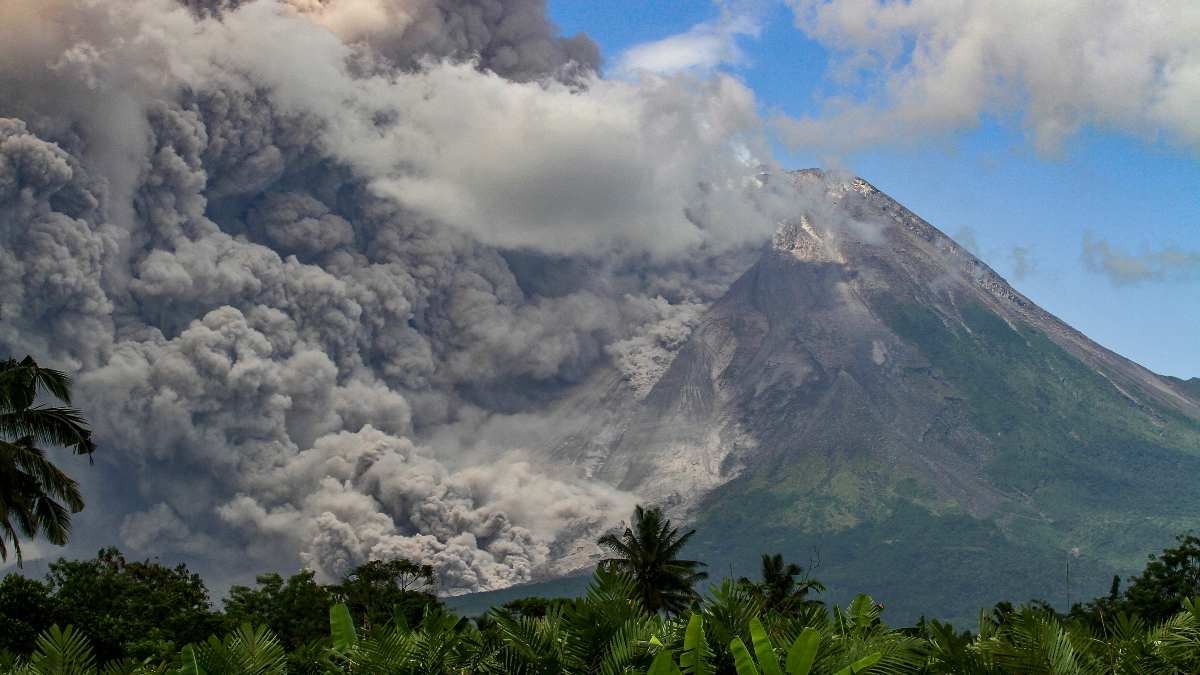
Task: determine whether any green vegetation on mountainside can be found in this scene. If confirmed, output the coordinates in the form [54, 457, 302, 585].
[881, 301, 1200, 540]
[683, 301, 1200, 627]
[691, 487, 1112, 628]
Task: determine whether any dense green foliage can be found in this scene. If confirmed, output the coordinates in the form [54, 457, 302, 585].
[0, 548, 442, 666]
[1070, 534, 1200, 627]
[35, 547, 223, 663]
[0, 356, 95, 563]
[224, 571, 332, 653]
[331, 559, 440, 632]
[8, 519, 1200, 673]
[6, 568, 1200, 674]
[0, 575, 57, 655]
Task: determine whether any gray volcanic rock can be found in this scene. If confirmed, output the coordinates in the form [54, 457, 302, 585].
[551, 170, 1200, 624]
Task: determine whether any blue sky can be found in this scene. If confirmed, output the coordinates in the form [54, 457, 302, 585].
[550, 0, 1200, 378]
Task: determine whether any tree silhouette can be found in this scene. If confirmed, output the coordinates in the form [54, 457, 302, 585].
[597, 505, 707, 614]
[739, 553, 825, 612]
[334, 559, 440, 630]
[0, 356, 95, 563]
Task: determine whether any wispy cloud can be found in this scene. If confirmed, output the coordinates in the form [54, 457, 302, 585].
[614, 1, 764, 76]
[1083, 234, 1200, 285]
[1009, 246, 1038, 282]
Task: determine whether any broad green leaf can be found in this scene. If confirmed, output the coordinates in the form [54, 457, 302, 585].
[681, 613, 710, 675]
[849, 652, 881, 673]
[833, 651, 882, 675]
[178, 645, 204, 675]
[329, 603, 357, 651]
[647, 650, 683, 675]
[1184, 597, 1200, 620]
[749, 618, 784, 675]
[730, 637, 760, 675]
[785, 628, 820, 675]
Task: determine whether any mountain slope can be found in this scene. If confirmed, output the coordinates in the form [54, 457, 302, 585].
[552, 170, 1200, 624]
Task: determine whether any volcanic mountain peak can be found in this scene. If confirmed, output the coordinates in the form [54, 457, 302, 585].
[551, 169, 1200, 623]
[777, 169, 1199, 421]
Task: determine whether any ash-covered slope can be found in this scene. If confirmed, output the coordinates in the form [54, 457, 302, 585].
[553, 170, 1200, 623]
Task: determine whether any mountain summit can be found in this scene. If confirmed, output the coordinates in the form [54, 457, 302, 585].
[552, 170, 1200, 623]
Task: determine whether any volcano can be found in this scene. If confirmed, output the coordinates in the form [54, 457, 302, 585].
[545, 170, 1200, 624]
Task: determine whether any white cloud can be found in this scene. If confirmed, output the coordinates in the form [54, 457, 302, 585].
[615, 2, 763, 76]
[780, 0, 1200, 154]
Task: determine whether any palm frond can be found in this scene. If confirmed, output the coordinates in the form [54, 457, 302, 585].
[6, 440, 84, 510]
[0, 357, 73, 405]
[30, 625, 97, 675]
[187, 624, 286, 675]
[0, 408, 94, 456]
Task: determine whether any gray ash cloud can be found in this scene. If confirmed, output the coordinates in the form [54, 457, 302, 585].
[0, 0, 795, 591]
[180, 0, 600, 82]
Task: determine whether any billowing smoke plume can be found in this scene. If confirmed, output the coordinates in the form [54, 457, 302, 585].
[182, 0, 600, 82]
[0, 0, 796, 590]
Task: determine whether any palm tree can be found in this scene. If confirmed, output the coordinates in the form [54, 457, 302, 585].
[0, 356, 95, 563]
[181, 624, 288, 675]
[597, 505, 707, 615]
[740, 553, 826, 612]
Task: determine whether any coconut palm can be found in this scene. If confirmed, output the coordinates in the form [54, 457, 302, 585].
[740, 554, 826, 613]
[598, 505, 708, 615]
[0, 356, 95, 563]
